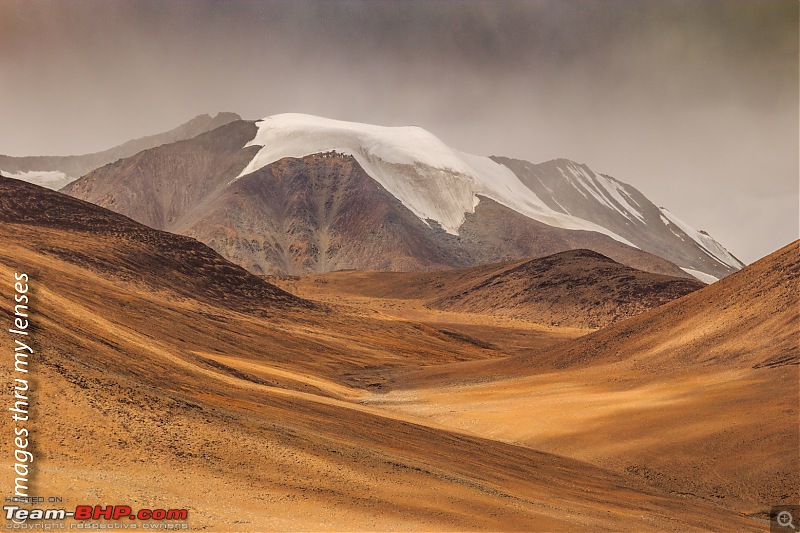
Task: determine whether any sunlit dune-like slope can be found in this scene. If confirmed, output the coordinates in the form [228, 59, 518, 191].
[377, 242, 799, 516]
[0, 177, 762, 531]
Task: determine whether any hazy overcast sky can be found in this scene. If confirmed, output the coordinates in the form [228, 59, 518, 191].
[0, 0, 797, 263]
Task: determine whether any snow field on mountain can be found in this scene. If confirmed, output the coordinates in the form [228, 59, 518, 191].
[680, 268, 720, 284]
[3, 170, 74, 190]
[659, 208, 745, 268]
[238, 114, 635, 246]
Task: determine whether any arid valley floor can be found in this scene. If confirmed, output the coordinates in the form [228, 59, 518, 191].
[1, 177, 798, 531]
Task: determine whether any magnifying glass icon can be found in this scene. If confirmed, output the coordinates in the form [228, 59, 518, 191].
[778, 510, 796, 530]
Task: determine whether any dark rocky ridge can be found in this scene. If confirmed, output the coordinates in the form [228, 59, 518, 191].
[429, 249, 706, 328]
[291, 249, 705, 329]
[1, 175, 305, 312]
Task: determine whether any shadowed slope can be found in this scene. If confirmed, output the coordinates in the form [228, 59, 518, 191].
[300, 249, 703, 329]
[0, 177, 760, 531]
[525, 241, 799, 371]
[1, 175, 301, 312]
[379, 242, 799, 516]
[429, 249, 704, 328]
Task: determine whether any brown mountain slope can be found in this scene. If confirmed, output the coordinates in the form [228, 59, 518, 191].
[279, 249, 703, 329]
[494, 156, 744, 278]
[460, 196, 693, 278]
[180, 153, 469, 274]
[1, 175, 300, 312]
[378, 241, 799, 516]
[0, 112, 241, 187]
[0, 177, 760, 531]
[61, 119, 260, 231]
[520, 240, 799, 371]
[62, 133, 694, 278]
[430, 249, 704, 328]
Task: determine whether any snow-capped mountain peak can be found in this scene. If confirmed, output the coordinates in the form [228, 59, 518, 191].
[658, 207, 745, 270]
[57, 112, 743, 282]
[237, 114, 636, 246]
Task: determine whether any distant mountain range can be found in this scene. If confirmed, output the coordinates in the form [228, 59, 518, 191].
[0, 112, 240, 189]
[1, 173, 780, 532]
[0, 109, 791, 531]
[10, 113, 743, 280]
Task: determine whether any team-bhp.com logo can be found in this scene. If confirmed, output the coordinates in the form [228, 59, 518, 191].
[4, 504, 188, 522]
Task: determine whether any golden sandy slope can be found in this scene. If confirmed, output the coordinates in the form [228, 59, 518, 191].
[271, 249, 703, 329]
[0, 177, 763, 531]
[375, 242, 799, 518]
[270, 270, 592, 359]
